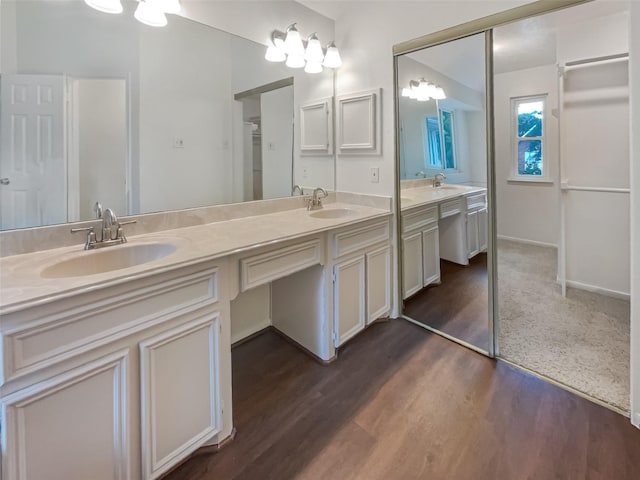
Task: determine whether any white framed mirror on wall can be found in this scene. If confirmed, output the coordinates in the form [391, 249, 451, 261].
[0, 0, 336, 231]
[394, 0, 633, 417]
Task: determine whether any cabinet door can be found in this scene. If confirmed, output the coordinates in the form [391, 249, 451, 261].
[478, 207, 488, 252]
[140, 314, 220, 480]
[466, 210, 480, 258]
[1, 351, 130, 480]
[333, 256, 366, 347]
[422, 225, 441, 286]
[366, 245, 391, 324]
[402, 232, 423, 299]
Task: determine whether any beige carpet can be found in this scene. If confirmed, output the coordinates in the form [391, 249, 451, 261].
[497, 239, 630, 412]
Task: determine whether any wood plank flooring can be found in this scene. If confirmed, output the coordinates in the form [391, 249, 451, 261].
[164, 319, 640, 480]
[404, 253, 489, 350]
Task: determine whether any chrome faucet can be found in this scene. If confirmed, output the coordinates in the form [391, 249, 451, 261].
[434, 172, 446, 187]
[71, 207, 136, 250]
[292, 184, 303, 196]
[307, 187, 328, 210]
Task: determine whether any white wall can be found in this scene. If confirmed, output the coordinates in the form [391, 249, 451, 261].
[629, 0, 639, 428]
[262, 85, 294, 199]
[494, 64, 559, 246]
[77, 79, 127, 219]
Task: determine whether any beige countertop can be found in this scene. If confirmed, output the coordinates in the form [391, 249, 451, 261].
[400, 185, 486, 210]
[1, 203, 391, 313]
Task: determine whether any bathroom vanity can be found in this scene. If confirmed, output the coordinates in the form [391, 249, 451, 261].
[0, 198, 392, 480]
[401, 184, 487, 299]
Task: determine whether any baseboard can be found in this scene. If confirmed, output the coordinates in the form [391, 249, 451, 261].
[497, 234, 557, 249]
[556, 276, 630, 301]
[270, 326, 337, 365]
[231, 326, 271, 348]
[230, 319, 271, 345]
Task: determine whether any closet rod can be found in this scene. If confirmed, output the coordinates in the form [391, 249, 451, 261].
[563, 52, 628, 72]
[560, 184, 630, 194]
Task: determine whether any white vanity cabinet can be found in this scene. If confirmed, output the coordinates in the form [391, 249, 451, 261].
[465, 192, 488, 259]
[329, 218, 392, 347]
[0, 262, 229, 480]
[402, 205, 440, 299]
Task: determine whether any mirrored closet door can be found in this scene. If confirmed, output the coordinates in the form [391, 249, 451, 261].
[395, 32, 492, 353]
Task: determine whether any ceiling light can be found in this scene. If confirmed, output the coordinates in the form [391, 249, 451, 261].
[304, 61, 323, 74]
[432, 86, 447, 100]
[84, 0, 123, 14]
[401, 88, 412, 97]
[405, 78, 446, 101]
[322, 42, 342, 68]
[284, 24, 305, 56]
[304, 33, 325, 63]
[134, 0, 168, 27]
[265, 40, 287, 62]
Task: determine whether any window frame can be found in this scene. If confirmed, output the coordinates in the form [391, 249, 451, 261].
[510, 94, 550, 183]
[421, 107, 458, 172]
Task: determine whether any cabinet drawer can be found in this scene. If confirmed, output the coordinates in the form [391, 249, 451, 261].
[440, 199, 462, 218]
[240, 239, 321, 292]
[332, 219, 390, 259]
[402, 206, 438, 234]
[466, 193, 487, 210]
[2, 267, 218, 383]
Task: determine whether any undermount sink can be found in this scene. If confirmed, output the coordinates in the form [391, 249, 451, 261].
[309, 208, 355, 219]
[41, 242, 177, 278]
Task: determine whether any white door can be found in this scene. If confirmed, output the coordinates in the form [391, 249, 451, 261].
[0, 74, 66, 229]
[333, 256, 366, 347]
[366, 245, 392, 324]
[402, 232, 423, 299]
[422, 225, 441, 286]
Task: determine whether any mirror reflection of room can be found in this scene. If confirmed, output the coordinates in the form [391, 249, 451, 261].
[494, 1, 631, 412]
[398, 32, 489, 352]
[0, 0, 334, 231]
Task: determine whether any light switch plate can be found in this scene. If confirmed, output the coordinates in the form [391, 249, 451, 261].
[370, 167, 380, 183]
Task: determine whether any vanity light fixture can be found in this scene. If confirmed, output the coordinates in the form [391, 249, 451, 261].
[84, 0, 123, 14]
[265, 24, 342, 74]
[402, 78, 446, 101]
[85, 0, 181, 27]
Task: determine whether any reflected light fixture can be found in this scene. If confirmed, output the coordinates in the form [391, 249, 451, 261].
[85, 0, 182, 27]
[403, 78, 446, 101]
[265, 24, 342, 74]
[84, 0, 123, 14]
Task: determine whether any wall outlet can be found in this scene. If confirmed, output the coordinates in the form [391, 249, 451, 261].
[302, 166, 309, 179]
[173, 137, 185, 148]
[370, 167, 380, 183]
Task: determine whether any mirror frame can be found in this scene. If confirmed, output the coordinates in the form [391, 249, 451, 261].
[392, 0, 592, 357]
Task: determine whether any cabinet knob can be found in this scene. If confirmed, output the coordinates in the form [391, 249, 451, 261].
[0, 178, 10, 185]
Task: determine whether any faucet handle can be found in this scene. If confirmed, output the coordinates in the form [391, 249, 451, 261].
[71, 226, 96, 250]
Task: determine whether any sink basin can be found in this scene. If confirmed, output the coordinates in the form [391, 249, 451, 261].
[437, 185, 465, 190]
[41, 242, 177, 278]
[309, 208, 355, 219]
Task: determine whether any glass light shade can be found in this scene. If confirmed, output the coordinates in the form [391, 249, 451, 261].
[84, 0, 123, 14]
[160, 0, 181, 14]
[285, 54, 305, 69]
[304, 61, 323, 74]
[432, 86, 446, 99]
[273, 36, 285, 50]
[284, 24, 304, 56]
[135, 0, 167, 27]
[265, 43, 286, 62]
[409, 90, 418, 100]
[401, 88, 412, 97]
[304, 34, 325, 63]
[322, 42, 342, 68]
[426, 82, 437, 97]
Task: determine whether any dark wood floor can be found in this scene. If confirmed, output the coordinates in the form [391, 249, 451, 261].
[404, 253, 489, 350]
[164, 319, 640, 480]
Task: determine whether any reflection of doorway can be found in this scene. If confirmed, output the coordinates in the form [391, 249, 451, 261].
[67, 77, 128, 221]
[0, 74, 66, 230]
[236, 79, 294, 202]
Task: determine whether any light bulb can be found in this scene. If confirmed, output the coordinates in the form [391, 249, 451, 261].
[265, 41, 286, 62]
[304, 34, 325, 63]
[304, 61, 323, 74]
[134, 0, 168, 27]
[84, 0, 123, 14]
[322, 42, 342, 68]
[432, 86, 446, 99]
[401, 88, 412, 97]
[286, 54, 305, 69]
[160, 0, 181, 14]
[284, 24, 304, 56]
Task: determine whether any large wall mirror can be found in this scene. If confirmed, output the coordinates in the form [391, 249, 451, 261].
[0, 0, 335, 231]
[397, 32, 490, 353]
